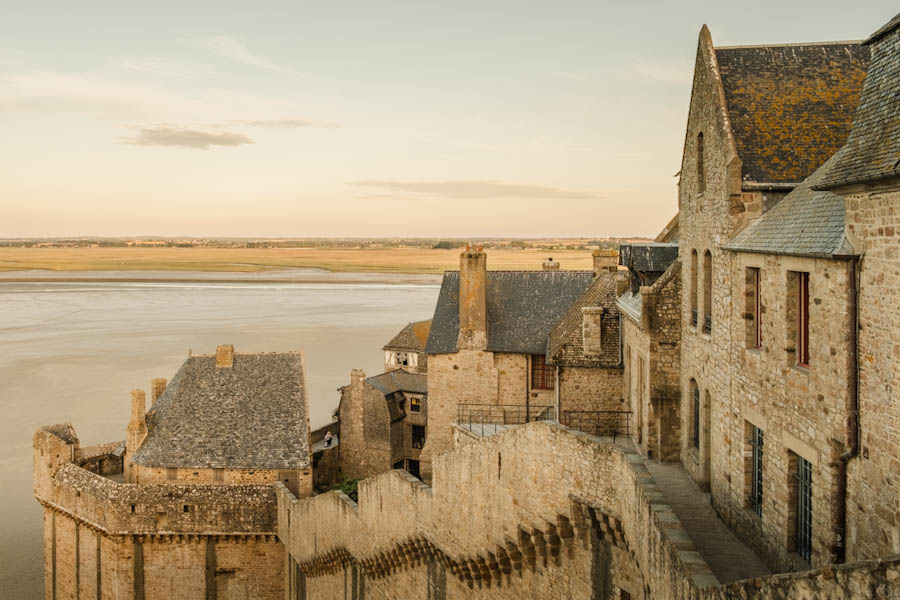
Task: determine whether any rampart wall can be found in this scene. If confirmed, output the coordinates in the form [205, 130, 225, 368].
[35, 425, 285, 600]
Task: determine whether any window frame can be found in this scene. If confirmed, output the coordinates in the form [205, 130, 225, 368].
[797, 272, 810, 367]
[410, 424, 426, 449]
[530, 354, 555, 390]
[750, 425, 763, 516]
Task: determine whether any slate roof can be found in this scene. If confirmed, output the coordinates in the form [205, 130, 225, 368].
[726, 155, 856, 258]
[133, 352, 310, 470]
[41, 423, 78, 445]
[715, 42, 869, 186]
[425, 270, 595, 355]
[547, 273, 621, 367]
[365, 369, 428, 395]
[383, 320, 432, 351]
[816, 15, 900, 190]
[619, 243, 679, 273]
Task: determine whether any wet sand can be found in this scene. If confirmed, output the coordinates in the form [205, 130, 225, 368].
[0, 274, 439, 597]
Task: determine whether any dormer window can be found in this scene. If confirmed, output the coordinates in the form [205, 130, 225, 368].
[697, 132, 706, 193]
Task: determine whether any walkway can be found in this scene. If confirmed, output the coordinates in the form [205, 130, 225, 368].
[312, 437, 340, 453]
[645, 462, 771, 584]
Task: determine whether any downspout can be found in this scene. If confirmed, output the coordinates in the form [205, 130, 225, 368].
[835, 256, 861, 563]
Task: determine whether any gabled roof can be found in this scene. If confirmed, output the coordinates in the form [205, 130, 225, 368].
[726, 155, 856, 258]
[425, 270, 595, 355]
[365, 369, 428, 395]
[714, 41, 869, 186]
[133, 352, 310, 470]
[816, 14, 900, 190]
[383, 320, 432, 352]
[547, 272, 620, 367]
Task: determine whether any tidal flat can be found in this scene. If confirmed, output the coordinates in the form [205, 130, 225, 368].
[0, 272, 439, 597]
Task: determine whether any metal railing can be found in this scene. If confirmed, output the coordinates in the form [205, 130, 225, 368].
[457, 404, 557, 436]
[703, 314, 712, 334]
[691, 309, 698, 328]
[560, 410, 633, 439]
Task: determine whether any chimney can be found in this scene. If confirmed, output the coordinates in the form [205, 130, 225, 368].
[458, 245, 487, 350]
[350, 368, 366, 388]
[126, 389, 147, 453]
[150, 378, 167, 404]
[542, 257, 560, 271]
[216, 344, 234, 368]
[615, 272, 629, 297]
[592, 249, 619, 276]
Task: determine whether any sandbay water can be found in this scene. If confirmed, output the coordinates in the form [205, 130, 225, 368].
[0, 271, 440, 597]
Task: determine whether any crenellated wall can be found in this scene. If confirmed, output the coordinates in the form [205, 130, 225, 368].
[279, 422, 719, 600]
[34, 425, 285, 600]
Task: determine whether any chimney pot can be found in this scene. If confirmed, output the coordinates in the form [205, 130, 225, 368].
[216, 344, 235, 368]
[542, 257, 560, 271]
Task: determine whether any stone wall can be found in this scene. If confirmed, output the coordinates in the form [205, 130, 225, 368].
[279, 422, 722, 600]
[712, 252, 856, 571]
[558, 366, 623, 415]
[622, 261, 682, 462]
[34, 425, 285, 600]
[338, 370, 392, 480]
[129, 465, 312, 498]
[420, 350, 553, 481]
[844, 184, 900, 560]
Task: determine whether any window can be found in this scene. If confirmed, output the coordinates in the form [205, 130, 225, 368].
[398, 352, 409, 367]
[798, 272, 810, 366]
[702, 250, 712, 334]
[411, 425, 426, 449]
[750, 425, 763, 516]
[531, 354, 554, 390]
[745, 267, 762, 348]
[690, 250, 698, 328]
[697, 132, 706, 193]
[792, 455, 813, 562]
[691, 380, 700, 449]
[410, 396, 422, 413]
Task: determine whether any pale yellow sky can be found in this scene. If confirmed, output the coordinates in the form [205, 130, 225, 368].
[0, 1, 894, 238]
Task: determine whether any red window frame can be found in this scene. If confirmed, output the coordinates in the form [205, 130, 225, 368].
[531, 355, 554, 390]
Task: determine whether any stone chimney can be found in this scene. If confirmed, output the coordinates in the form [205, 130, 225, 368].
[615, 272, 630, 297]
[126, 389, 147, 455]
[350, 368, 366, 388]
[542, 257, 560, 271]
[216, 344, 234, 368]
[150, 378, 167, 404]
[592, 249, 619, 276]
[458, 246, 488, 350]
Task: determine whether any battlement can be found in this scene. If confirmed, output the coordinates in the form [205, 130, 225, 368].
[35, 424, 278, 536]
[278, 422, 714, 598]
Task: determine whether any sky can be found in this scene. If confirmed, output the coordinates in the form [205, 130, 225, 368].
[1, 1, 896, 238]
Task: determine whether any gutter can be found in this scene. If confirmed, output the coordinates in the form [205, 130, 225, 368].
[834, 256, 861, 563]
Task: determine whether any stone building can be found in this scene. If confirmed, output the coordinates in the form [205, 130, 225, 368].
[547, 250, 626, 433]
[35, 344, 313, 599]
[813, 13, 900, 562]
[617, 243, 681, 460]
[418, 247, 602, 480]
[337, 367, 428, 480]
[383, 319, 431, 374]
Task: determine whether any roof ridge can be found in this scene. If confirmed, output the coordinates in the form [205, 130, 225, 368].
[715, 40, 862, 50]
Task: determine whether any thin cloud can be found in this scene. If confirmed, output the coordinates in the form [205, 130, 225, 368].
[350, 179, 602, 200]
[119, 124, 254, 150]
[195, 35, 298, 75]
[241, 118, 340, 128]
[118, 59, 215, 80]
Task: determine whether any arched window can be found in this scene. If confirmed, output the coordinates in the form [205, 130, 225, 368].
[697, 132, 706, 193]
[690, 250, 698, 327]
[703, 250, 712, 334]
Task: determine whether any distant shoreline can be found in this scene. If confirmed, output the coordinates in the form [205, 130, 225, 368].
[0, 274, 443, 285]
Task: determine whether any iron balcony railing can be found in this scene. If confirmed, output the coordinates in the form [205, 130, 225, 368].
[703, 314, 712, 334]
[560, 410, 633, 439]
[691, 309, 698, 328]
[457, 404, 557, 436]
